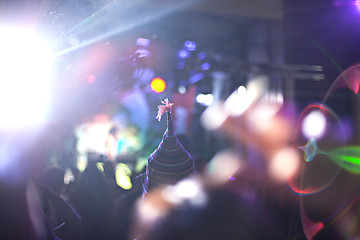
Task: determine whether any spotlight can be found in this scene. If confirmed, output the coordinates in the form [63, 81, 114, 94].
[0, 26, 54, 129]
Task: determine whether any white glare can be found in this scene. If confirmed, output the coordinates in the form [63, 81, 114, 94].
[162, 179, 207, 206]
[224, 86, 249, 116]
[0, 27, 53, 129]
[200, 102, 228, 131]
[175, 179, 201, 199]
[268, 147, 301, 183]
[237, 85, 247, 95]
[302, 110, 326, 139]
[196, 93, 213, 106]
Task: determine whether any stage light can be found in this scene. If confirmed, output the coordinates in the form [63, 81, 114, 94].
[150, 77, 166, 93]
[0, 26, 54, 129]
[201, 62, 211, 71]
[184, 40, 196, 51]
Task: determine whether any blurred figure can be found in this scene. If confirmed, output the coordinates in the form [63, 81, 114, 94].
[131, 177, 284, 240]
[41, 168, 66, 195]
[37, 183, 83, 240]
[106, 126, 119, 163]
[0, 129, 77, 240]
[0, 181, 53, 240]
[71, 159, 125, 240]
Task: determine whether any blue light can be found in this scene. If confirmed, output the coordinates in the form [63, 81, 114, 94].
[201, 62, 211, 71]
[184, 40, 197, 51]
[177, 61, 185, 70]
[178, 49, 190, 59]
[188, 72, 204, 84]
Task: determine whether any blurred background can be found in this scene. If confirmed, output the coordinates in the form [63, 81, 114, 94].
[1, 0, 360, 238]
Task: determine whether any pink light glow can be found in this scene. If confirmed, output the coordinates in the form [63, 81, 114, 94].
[355, 0, 360, 12]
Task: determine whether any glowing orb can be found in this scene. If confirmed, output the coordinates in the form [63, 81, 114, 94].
[302, 110, 326, 139]
[0, 26, 54, 129]
[150, 77, 166, 93]
[269, 147, 301, 182]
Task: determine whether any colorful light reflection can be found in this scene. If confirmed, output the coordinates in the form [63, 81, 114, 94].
[324, 64, 360, 103]
[299, 138, 326, 162]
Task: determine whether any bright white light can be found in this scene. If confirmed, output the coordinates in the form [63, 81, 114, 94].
[175, 179, 201, 198]
[223, 79, 270, 118]
[0, 26, 54, 129]
[200, 102, 228, 131]
[196, 93, 213, 106]
[224, 86, 249, 116]
[237, 85, 247, 95]
[268, 147, 300, 182]
[178, 86, 187, 94]
[302, 110, 326, 139]
[162, 179, 207, 206]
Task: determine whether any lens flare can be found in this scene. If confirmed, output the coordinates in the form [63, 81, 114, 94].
[299, 138, 326, 163]
[293, 63, 360, 240]
[324, 63, 360, 102]
[290, 103, 345, 195]
[328, 146, 360, 175]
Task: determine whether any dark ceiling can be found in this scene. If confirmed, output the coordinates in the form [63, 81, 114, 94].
[1, 0, 359, 120]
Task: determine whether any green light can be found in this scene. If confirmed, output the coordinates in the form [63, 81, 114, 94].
[115, 163, 132, 190]
[328, 146, 360, 174]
